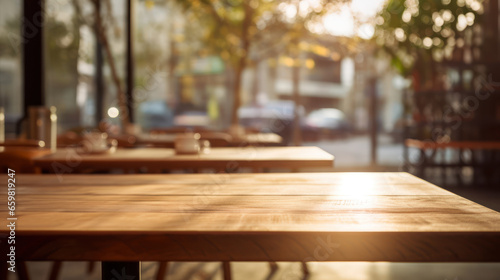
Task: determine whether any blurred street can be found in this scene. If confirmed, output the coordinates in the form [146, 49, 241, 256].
[304, 133, 403, 168]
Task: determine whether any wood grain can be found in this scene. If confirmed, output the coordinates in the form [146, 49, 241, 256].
[1, 172, 500, 262]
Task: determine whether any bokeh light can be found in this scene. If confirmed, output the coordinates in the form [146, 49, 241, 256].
[107, 107, 120, 118]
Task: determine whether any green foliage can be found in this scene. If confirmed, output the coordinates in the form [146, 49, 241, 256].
[172, 0, 349, 123]
[174, 0, 346, 67]
[374, 0, 484, 77]
[45, 16, 80, 74]
[0, 18, 21, 57]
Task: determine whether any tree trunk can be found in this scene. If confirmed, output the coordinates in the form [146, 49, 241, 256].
[230, 2, 252, 127]
[71, 0, 82, 125]
[231, 61, 244, 126]
[251, 62, 259, 104]
[125, 0, 135, 123]
[369, 77, 378, 165]
[292, 59, 302, 146]
[167, 22, 177, 104]
[92, 0, 130, 127]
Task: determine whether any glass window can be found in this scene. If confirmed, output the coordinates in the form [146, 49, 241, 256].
[45, 0, 95, 131]
[0, 0, 22, 136]
[101, 0, 126, 127]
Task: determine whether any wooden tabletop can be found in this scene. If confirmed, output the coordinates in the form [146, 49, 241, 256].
[0, 139, 45, 147]
[405, 139, 500, 150]
[138, 132, 282, 147]
[32, 146, 333, 172]
[2, 172, 500, 262]
[242, 133, 282, 146]
[0, 147, 52, 173]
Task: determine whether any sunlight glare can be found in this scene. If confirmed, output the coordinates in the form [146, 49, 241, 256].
[323, 6, 355, 37]
[336, 173, 377, 198]
[323, 0, 387, 39]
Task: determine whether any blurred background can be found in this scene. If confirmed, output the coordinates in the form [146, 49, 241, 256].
[1, 0, 499, 179]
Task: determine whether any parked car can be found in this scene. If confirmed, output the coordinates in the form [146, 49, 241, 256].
[173, 111, 209, 127]
[301, 108, 350, 140]
[136, 101, 174, 131]
[238, 100, 305, 145]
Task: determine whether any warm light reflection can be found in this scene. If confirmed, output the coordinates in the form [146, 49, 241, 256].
[335, 173, 377, 198]
[335, 0, 387, 38]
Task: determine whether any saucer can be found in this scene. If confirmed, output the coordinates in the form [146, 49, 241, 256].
[175, 146, 200, 155]
[77, 140, 118, 155]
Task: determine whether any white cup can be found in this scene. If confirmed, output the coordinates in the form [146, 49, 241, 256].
[175, 133, 200, 154]
[82, 132, 109, 152]
[228, 124, 246, 140]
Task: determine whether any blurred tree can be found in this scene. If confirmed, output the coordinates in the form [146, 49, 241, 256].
[87, 0, 130, 126]
[0, 19, 21, 58]
[45, 0, 83, 114]
[60, 0, 130, 127]
[100, 0, 129, 125]
[175, 0, 348, 130]
[374, 0, 484, 90]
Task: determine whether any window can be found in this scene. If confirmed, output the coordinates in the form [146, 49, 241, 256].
[0, 0, 22, 135]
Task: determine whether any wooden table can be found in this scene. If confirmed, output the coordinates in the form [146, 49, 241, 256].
[137, 132, 283, 147]
[32, 146, 333, 173]
[0, 147, 52, 173]
[1, 172, 500, 279]
[0, 139, 45, 147]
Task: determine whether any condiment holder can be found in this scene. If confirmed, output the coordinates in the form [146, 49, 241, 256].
[79, 132, 117, 154]
[228, 124, 246, 140]
[175, 132, 201, 154]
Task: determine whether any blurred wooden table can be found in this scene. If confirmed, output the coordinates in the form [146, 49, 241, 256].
[57, 131, 283, 149]
[241, 133, 282, 146]
[137, 132, 283, 147]
[2, 172, 500, 279]
[0, 139, 45, 147]
[0, 147, 52, 173]
[0, 139, 50, 173]
[32, 146, 333, 173]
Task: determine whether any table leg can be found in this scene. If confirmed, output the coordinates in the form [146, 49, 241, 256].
[155, 262, 169, 280]
[102, 261, 141, 280]
[1, 260, 6, 280]
[87, 261, 96, 274]
[17, 262, 29, 280]
[268, 261, 278, 275]
[222, 261, 232, 280]
[268, 261, 278, 271]
[48, 261, 62, 280]
[301, 261, 309, 275]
